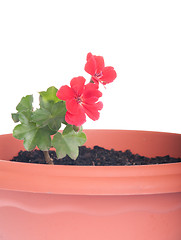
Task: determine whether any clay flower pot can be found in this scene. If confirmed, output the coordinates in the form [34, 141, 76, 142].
[0, 130, 181, 240]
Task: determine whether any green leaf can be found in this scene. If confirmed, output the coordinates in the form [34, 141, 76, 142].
[36, 127, 52, 151]
[32, 101, 66, 131]
[51, 101, 66, 117]
[39, 87, 62, 112]
[39, 86, 60, 104]
[13, 122, 38, 150]
[48, 101, 66, 131]
[16, 95, 33, 112]
[52, 130, 87, 160]
[13, 123, 53, 151]
[48, 118, 62, 132]
[39, 96, 54, 111]
[12, 87, 68, 152]
[18, 110, 32, 124]
[32, 108, 51, 127]
[11, 113, 19, 123]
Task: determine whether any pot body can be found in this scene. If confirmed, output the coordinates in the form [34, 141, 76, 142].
[0, 130, 181, 240]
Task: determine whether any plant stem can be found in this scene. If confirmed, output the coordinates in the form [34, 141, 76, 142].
[90, 77, 94, 83]
[43, 151, 54, 165]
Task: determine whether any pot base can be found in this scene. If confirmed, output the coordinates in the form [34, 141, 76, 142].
[0, 189, 181, 240]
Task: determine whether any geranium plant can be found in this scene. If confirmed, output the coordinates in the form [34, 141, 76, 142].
[11, 53, 117, 164]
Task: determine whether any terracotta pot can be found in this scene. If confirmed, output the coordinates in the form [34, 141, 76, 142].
[0, 130, 181, 240]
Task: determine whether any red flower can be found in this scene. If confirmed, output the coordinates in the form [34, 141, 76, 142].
[84, 52, 117, 85]
[56, 76, 103, 126]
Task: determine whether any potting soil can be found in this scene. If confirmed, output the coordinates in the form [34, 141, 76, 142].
[10, 146, 181, 166]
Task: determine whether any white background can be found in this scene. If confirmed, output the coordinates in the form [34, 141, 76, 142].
[0, 0, 180, 134]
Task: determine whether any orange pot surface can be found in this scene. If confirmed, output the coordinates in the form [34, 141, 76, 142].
[0, 130, 181, 240]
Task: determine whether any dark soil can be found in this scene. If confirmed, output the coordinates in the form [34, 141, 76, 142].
[10, 146, 181, 166]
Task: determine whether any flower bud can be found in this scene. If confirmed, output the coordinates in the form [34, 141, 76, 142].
[73, 125, 80, 132]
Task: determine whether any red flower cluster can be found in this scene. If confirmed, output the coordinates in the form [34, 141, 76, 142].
[57, 53, 116, 126]
[84, 52, 117, 85]
[56, 77, 103, 126]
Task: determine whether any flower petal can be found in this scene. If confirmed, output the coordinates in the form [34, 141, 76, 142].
[95, 101, 103, 110]
[83, 83, 102, 100]
[65, 111, 86, 126]
[84, 53, 97, 76]
[83, 96, 100, 104]
[56, 85, 74, 101]
[82, 101, 103, 121]
[70, 76, 86, 96]
[86, 52, 93, 61]
[85, 53, 105, 76]
[66, 99, 82, 115]
[85, 82, 99, 90]
[101, 66, 117, 85]
[94, 55, 105, 73]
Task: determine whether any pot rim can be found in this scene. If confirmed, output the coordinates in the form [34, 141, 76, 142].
[0, 130, 181, 195]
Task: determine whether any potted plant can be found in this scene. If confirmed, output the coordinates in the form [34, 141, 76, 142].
[0, 53, 181, 240]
